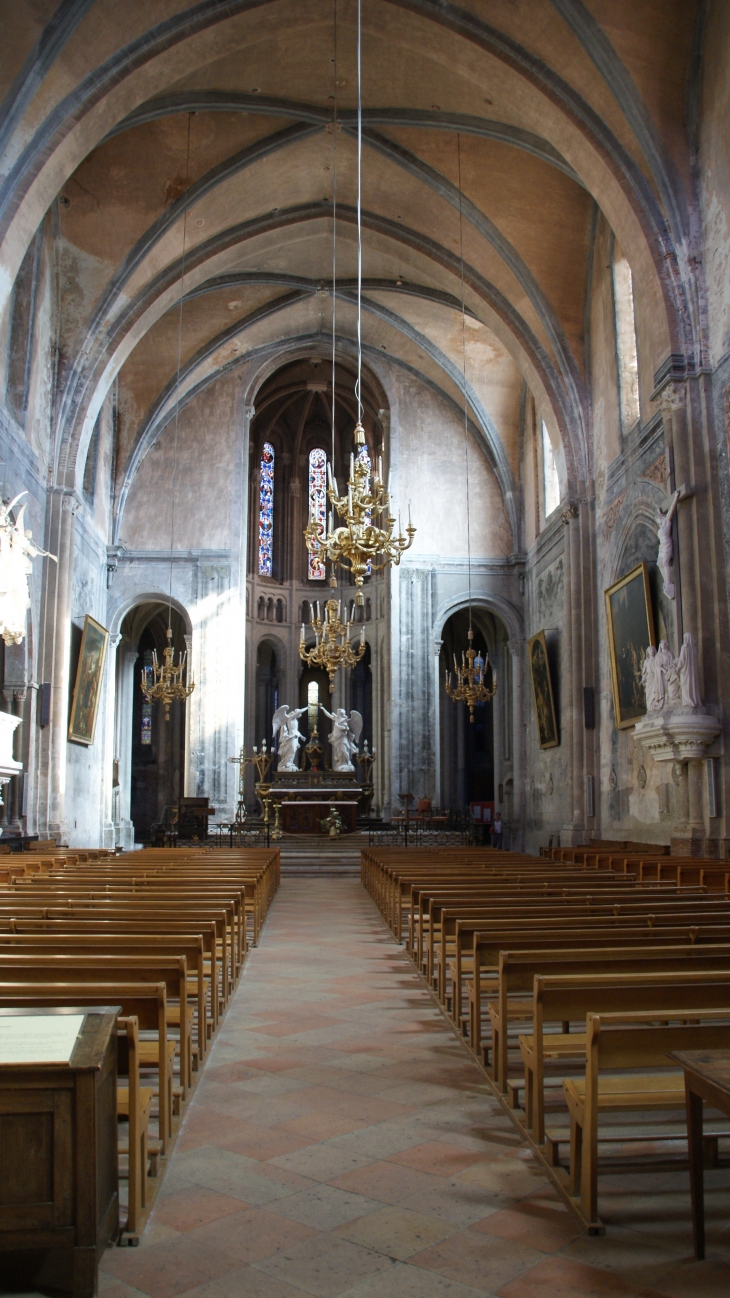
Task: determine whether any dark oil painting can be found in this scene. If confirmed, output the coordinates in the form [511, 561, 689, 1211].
[528, 630, 559, 749]
[605, 562, 656, 729]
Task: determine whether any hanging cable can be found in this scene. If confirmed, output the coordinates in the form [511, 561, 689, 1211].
[457, 131, 472, 631]
[331, 0, 338, 470]
[169, 113, 193, 628]
[355, 0, 363, 423]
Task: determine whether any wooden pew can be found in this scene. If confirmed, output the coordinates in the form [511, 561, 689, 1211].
[520, 967, 730, 1143]
[563, 1009, 730, 1231]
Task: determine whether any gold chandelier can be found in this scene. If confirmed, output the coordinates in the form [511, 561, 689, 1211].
[304, 0, 415, 603]
[304, 425, 415, 605]
[445, 627, 496, 722]
[299, 596, 366, 691]
[141, 627, 194, 720]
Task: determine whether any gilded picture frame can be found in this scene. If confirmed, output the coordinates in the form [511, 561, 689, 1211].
[605, 561, 656, 729]
[527, 630, 559, 749]
[68, 614, 109, 745]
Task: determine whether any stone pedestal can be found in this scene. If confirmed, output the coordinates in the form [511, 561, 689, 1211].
[634, 707, 721, 855]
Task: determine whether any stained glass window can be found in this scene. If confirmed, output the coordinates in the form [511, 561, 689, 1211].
[258, 442, 275, 576]
[308, 447, 327, 580]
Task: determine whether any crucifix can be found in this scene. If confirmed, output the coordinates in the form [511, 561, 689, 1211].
[227, 745, 248, 827]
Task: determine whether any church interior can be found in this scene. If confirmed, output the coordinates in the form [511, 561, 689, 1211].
[3, 2, 730, 1295]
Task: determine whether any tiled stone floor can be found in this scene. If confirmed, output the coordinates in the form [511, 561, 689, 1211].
[94, 878, 730, 1298]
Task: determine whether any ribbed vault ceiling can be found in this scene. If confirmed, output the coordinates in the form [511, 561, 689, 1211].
[0, 0, 703, 536]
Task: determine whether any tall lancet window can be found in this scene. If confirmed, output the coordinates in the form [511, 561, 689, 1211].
[258, 442, 275, 576]
[612, 243, 640, 432]
[542, 420, 560, 519]
[308, 447, 327, 579]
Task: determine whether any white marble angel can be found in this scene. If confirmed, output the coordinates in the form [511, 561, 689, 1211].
[272, 704, 306, 771]
[656, 490, 679, 599]
[0, 493, 55, 646]
[319, 706, 363, 772]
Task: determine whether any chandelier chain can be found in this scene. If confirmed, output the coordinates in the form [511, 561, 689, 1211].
[169, 113, 193, 625]
[331, 0, 338, 475]
[355, 0, 363, 423]
[457, 132, 472, 630]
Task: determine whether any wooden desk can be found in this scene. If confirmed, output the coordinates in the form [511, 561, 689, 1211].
[0, 1007, 119, 1296]
[670, 1049, 730, 1259]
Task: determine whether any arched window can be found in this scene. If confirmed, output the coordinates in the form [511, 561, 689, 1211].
[258, 442, 275, 576]
[308, 447, 327, 579]
[612, 243, 640, 432]
[541, 420, 560, 519]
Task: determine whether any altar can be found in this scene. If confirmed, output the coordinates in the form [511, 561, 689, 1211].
[268, 769, 366, 821]
[282, 800, 359, 834]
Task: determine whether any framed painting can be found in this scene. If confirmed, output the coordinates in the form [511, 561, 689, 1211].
[68, 614, 109, 745]
[605, 561, 656, 729]
[528, 630, 559, 749]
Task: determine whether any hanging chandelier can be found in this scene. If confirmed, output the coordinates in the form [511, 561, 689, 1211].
[299, 596, 366, 692]
[303, 0, 415, 603]
[444, 132, 497, 722]
[141, 627, 194, 721]
[143, 114, 196, 723]
[304, 431, 415, 603]
[445, 627, 496, 722]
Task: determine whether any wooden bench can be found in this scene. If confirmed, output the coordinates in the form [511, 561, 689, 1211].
[562, 1009, 730, 1231]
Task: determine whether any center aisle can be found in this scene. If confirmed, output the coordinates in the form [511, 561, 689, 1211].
[100, 879, 654, 1297]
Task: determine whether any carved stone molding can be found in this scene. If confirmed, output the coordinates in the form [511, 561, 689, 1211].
[560, 501, 579, 525]
[601, 492, 625, 542]
[634, 707, 721, 764]
[642, 455, 667, 488]
[653, 381, 687, 414]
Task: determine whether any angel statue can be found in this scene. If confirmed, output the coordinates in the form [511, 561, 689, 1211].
[319, 706, 363, 772]
[0, 492, 56, 646]
[656, 489, 679, 599]
[272, 705, 306, 772]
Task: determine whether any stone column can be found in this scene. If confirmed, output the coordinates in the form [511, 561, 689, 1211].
[47, 492, 78, 841]
[116, 646, 138, 847]
[560, 500, 585, 844]
[509, 640, 525, 850]
[433, 638, 443, 806]
[183, 632, 193, 798]
[101, 633, 121, 849]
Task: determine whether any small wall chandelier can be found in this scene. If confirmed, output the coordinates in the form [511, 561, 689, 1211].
[299, 596, 366, 692]
[303, 0, 415, 604]
[445, 627, 496, 722]
[141, 627, 194, 721]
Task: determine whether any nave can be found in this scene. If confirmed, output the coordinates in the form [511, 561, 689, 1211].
[96, 878, 730, 1298]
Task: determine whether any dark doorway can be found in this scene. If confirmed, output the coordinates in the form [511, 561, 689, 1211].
[129, 610, 187, 841]
[255, 642, 279, 749]
[440, 609, 495, 808]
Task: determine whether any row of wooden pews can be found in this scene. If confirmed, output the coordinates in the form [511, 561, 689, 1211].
[0, 844, 279, 1294]
[361, 844, 730, 1241]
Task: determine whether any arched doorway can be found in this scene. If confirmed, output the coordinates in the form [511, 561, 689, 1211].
[119, 603, 189, 842]
[439, 607, 505, 812]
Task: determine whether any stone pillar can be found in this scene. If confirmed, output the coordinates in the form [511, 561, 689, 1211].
[116, 646, 138, 847]
[509, 640, 525, 850]
[43, 491, 78, 842]
[101, 633, 121, 849]
[560, 500, 586, 844]
[433, 638, 442, 806]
